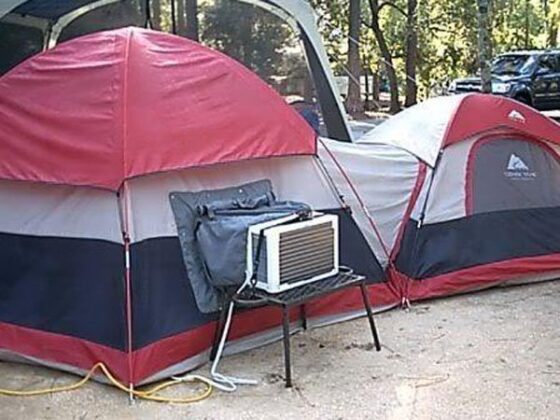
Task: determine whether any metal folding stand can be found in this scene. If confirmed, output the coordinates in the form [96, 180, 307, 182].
[210, 271, 382, 388]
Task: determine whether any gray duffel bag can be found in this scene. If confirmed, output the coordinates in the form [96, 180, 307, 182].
[195, 193, 311, 288]
[169, 180, 310, 313]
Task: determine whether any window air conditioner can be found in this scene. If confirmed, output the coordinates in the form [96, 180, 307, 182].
[247, 214, 339, 293]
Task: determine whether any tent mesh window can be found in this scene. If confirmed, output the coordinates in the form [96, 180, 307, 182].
[470, 137, 560, 215]
[0, 22, 43, 75]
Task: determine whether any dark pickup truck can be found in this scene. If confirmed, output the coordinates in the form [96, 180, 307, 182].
[448, 50, 560, 110]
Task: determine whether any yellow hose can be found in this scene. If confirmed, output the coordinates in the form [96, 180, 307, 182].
[0, 362, 213, 404]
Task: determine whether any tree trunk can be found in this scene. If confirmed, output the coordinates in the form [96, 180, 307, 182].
[548, 0, 559, 48]
[372, 71, 380, 104]
[551, 24, 559, 48]
[140, 0, 148, 27]
[364, 67, 370, 110]
[303, 76, 314, 103]
[404, 0, 418, 107]
[185, 0, 199, 41]
[346, 0, 364, 117]
[525, 0, 530, 49]
[176, 0, 186, 36]
[476, 0, 492, 93]
[152, 0, 161, 30]
[170, 0, 177, 34]
[368, 0, 400, 113]
[544, 0, 550, 44]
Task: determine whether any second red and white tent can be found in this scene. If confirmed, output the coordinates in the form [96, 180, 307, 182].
[322, 93, 560, 302]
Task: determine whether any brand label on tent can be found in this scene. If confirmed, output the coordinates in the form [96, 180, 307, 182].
[508, 110, 526, 124]
[507, 154, 529, 170]
[504, 153, 536, 180]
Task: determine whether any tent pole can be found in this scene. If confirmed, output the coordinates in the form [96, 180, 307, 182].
[48, 0, 122, 49]
[119, 181, 135, 401]
[318, 138, 392, 260]
[406, 151, 443, 287]
[314, 153, 348, 209]
[416, 152, 443, 228]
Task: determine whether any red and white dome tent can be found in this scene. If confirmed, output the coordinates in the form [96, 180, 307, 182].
[0, 27, 394, 385]
[320, 93, 560, 304]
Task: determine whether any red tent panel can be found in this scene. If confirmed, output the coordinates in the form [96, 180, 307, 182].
[0, 27, 316, 190]
[444, 94, 560, 147]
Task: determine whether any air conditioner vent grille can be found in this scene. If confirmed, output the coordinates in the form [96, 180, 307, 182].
[278, 222, 335, 285]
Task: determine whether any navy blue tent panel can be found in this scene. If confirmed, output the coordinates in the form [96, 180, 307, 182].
[129, 207, 385, 351]
[0, 232, 126, 349]
[130, 236, 216, 350]
[396, 206, 560, 280]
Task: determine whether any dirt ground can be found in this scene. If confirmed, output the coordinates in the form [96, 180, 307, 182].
[1, 281, 559, 420]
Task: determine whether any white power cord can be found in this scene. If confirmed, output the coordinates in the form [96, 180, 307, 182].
[172, 280, 258, 392]
[175, 267, 353, 391]
[174, 212, 310, 392]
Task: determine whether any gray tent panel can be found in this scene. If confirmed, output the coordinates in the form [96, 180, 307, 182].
[471, 138, 560, 215]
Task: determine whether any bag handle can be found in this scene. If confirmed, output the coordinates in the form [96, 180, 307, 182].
[197, 193, 275, 218]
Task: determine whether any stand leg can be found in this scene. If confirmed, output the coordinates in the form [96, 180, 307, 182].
[282, 305, 292, 388]
[299, 304, 307, 331]
[359, 282, 381, 351]
[210, 295, 229, 361]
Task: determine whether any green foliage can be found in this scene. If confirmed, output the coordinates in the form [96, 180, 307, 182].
[417, 0, 479, 96]
[154, 0, 303, 85]
[199, 0, 294, 82]
[310, 0, 351, 74]
[149, 0, 560, 102]
[314, 0, 560, 99]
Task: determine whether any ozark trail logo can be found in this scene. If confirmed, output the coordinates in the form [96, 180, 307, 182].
[507, 154, 529, 171]
[504, 153, 536, 180]
[508, 110, 526, 124]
